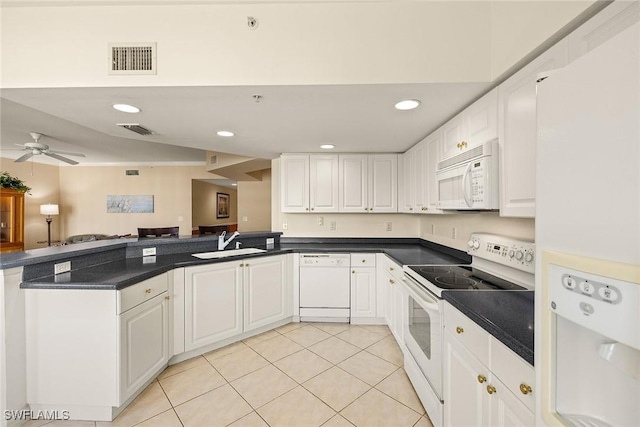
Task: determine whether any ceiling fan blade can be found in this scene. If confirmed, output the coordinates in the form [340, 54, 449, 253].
[48, 149, 86, 158]
[44, 152, 79, 165]
[14, 153, 34, 163]
[14, 143, 29, 147]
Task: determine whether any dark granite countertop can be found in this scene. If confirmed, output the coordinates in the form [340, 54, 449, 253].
[442, 290, 534, 365]
[20, 239, 470, 291]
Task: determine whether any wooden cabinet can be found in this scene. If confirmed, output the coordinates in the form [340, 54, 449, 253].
[498, 40, 568, 218]
[184, 255, 291, 350]
[0, 189, 25, 253]
[441, 89, 498, 160]
[443, 302, 534, 427]
[350, 253, 376, 319]
[339, 154, 398, 213]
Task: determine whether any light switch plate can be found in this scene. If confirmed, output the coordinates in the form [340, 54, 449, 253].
[143, 247, 156, 256]
[54, 261, 71, 275]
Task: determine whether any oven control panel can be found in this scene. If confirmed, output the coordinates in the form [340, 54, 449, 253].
[467, 233, 535, 274]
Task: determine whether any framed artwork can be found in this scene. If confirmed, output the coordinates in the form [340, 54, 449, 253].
[106, 195, 154, 213]
[216, 192, 230, 218]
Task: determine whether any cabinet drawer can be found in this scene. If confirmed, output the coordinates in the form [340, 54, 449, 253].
[382, 256, 403, 280]
[490, 338, 535, 412]
[444, 303, 490, 367]
[118, 274, 168, 314]
[351, 253, 376, 267]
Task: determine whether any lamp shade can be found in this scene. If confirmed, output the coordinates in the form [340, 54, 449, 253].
[40, 204, 59, 216]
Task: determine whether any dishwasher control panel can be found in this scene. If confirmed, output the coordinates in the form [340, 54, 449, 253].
[300, 253, 350, 266]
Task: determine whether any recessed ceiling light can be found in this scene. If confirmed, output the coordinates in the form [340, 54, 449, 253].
[231, 183, 237, 186]
[394, 99, 421, 110]
[113, 103, 141, 113]
[217, 131, 235, 137]
[320, 144, 335, 149]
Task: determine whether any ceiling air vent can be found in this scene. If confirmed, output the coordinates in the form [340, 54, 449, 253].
[109, 42, 157, 75]
[117, 123, 154, 136]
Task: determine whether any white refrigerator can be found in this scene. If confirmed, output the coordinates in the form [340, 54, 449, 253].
[535, 21, 640, 427]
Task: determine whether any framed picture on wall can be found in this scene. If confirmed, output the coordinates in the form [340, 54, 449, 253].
[216, 192, 230, 218]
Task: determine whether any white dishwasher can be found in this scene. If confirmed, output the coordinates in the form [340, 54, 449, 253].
[299, 253, 351, 322]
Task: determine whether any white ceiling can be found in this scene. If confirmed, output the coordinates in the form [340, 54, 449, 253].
[0, 82, 490, 165]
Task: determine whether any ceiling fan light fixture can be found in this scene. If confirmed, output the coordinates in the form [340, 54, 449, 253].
[217, 131, 234, 137]
[395, 99, 421, 110]
[320, 144, 335, 150]
[113, 103, 141, 113]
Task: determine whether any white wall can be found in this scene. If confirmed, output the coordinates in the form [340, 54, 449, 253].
[1, 1, 593, 89]
[237, 169, 271, 232]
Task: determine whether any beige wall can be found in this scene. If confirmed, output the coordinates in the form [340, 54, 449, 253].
[58, 165, 214, 237]
[237, 169, 272, 232]
[192, 180, 237, 229]
[0, 158, 60, 250]
[419, 213, 535, 252]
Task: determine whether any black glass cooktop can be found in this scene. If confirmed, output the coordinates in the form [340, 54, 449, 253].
[407, 265, 527, 291]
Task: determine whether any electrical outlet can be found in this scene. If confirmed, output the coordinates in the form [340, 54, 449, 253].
[143, 256, 156, 264]
[386, 222, 392, 231]
[283, 223, 288, 230]
[431, 224, 436, 234]
[54, 261, 71, 275]
[330, 221, 336, 231]
[177, 216, 184, 222]
[452, 227, 457, 239]
[143, 247, 156, 256]
[317, 216, 324, 226]
[266, 238, 275, 249]
[242, 216, 248, 222]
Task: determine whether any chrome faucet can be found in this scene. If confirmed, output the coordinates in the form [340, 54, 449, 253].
[218, 231, 240, 250]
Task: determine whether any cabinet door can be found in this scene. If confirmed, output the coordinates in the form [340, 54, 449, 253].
[399, 150, 415, 213]
[339, 154, 368, 212]
[498, 40, 567, 218]
[413, 142, 427, 213]
[465, 88, 498, 147]
[310, 154, 339, 212]
[119, 293, 169, 404]
[184, 263, 243, 351]
[489, 375, 535, 427]
[350, 267, 376, 318]
[443, 331, 491, 427]
[281, 155, 310, 212]
[368, 154, 398, 213]
[441, 114, 466, 160]
[244, 255, 290, 332]
[425, 131, 443, 214]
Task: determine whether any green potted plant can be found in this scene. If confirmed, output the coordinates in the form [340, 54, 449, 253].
[0, 171, 31, 194]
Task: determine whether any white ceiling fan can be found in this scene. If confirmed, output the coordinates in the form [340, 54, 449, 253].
[9, 132, 86, 165]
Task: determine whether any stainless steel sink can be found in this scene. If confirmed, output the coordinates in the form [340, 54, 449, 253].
[192, 248, 267, 259]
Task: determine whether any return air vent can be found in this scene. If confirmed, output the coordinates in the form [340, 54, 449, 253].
[210, 155, 218, 165]
[109, 42, 157, 75]
[117, 123, 154, 136]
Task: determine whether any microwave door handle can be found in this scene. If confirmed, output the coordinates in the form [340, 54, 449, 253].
[462, 162, 473, 207]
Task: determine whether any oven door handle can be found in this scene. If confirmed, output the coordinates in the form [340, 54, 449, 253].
[402, 275, 441, 312]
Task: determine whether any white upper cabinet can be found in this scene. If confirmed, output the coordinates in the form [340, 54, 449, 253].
[339, 154, 368, 212]
[425, 131, 444, 214]
[368, 154, 398, 213]
[399, 149, 415, 213]
[309, 154, 340, 212]
[280, 154, 310, 212]
[339, 154, 398, 213]
[413, 142, 427, 213]
[498, 40, 568, 218]
[567, 1, 639, 63]
[441, 88, 498, 160]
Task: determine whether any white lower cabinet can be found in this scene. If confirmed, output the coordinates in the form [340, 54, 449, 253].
[184, 254, 291, 351]
[381, 255, 404, 342]
[119, 292, 170, 403]
[350, 254, 377, 319]
[443, 302, 534, 427]
[25, 273, 171, 421]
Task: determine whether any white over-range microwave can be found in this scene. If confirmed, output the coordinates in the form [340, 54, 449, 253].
[435, 139, 499, 210]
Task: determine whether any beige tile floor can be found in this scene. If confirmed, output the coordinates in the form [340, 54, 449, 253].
[26, 323, 434, 427]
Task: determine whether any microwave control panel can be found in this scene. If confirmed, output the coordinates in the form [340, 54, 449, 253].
[470, 162, 485, 203]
